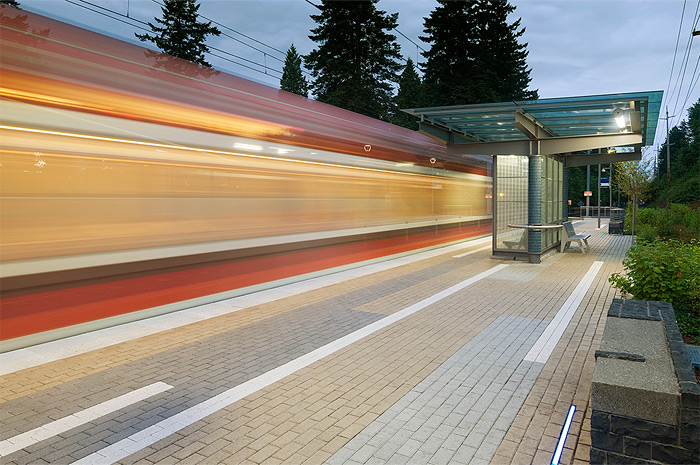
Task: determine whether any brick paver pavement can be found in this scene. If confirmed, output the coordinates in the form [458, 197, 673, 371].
[0, 219, 632, 464]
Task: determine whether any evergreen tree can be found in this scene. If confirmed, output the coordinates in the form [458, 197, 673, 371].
[393, 58, 423, 129]
[1, 1, 21, 7]
[305, 0, 402, 121]
[421, 1, 480, 106]
[135, 0, 220, 68]
[280, 44, 308, 97]
[421, 0, 537, 106]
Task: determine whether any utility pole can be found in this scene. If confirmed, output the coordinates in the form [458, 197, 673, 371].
[597, 164, 601, 229]
[609, 163, 613, 209]
[666, 107, 671, 187]
[586, 165, 590, 217]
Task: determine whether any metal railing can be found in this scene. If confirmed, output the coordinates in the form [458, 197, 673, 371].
[570, 206, 621, 218]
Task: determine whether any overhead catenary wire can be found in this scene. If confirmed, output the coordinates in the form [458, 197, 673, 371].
[150, 0, 286, 62]
[668, 0, 700, 126]
[656, 0, 700, 145]
[68, 0, 150, 31]
[664, 0, 686, 107]
[63, 0, 292, 80]
[679, 43, 700, 112]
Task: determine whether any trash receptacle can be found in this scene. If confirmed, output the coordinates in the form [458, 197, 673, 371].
[609, 208, 625, 234]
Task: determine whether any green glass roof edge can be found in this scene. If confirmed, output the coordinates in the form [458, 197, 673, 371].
[407, 90, 665, 146]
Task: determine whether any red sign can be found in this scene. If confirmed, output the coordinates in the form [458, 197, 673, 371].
[584, 191, 593, 197]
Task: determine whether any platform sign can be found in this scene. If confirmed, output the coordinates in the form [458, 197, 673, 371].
[600, 177, 610, 187]
[584, 191, 593, 197]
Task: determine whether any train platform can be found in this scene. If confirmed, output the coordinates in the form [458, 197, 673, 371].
[0, 218, 634, 465]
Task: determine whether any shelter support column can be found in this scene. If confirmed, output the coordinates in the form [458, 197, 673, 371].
[563, 165, 570, 219]
[527, 155, 542, 264]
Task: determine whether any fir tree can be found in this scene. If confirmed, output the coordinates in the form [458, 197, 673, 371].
[393, 58, 423, 129]
[421, 0, 537, 106]
[305, 0, 402, 121]
[135, 0, 220, 68]
[280, 44, 308, 97]
[477, 0, 538, 102]
[421, 1, 480, 106]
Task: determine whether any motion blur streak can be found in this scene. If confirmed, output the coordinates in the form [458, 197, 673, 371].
[0, 5, 492, 346]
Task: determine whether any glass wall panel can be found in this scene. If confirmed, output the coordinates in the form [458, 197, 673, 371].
[494, 155, 528, 251]
[540, 156, 565, 250]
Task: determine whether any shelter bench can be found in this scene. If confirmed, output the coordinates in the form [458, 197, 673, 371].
[561, 221, 591, 253]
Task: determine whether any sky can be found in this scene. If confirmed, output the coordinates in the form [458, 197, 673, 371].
[14, 0, 700, 155]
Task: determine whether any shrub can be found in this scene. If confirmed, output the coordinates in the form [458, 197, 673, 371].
[676, 311, 700, 344]
[635, 223, 657, 243]
[609, 239, 700, 317]
[636, 207, 661, 229]
[656, 204, 700, 241]
[628, 204, 700, 241]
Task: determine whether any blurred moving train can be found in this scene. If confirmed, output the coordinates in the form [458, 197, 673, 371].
[0, 5, 492, 347]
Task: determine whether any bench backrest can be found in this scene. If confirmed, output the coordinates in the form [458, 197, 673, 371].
[563, 221, 576, 237]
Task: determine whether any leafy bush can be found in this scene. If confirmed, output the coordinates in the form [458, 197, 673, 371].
[609, 239, 700, 318]
[636, 207, 661, 229]
[627, 204, 700, 241]
[656, 204, 700, 241]
[676, 311, 700, 344]
[634, 223, 657, 243]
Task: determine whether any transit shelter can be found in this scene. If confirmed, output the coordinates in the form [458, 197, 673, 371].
[405, 92, 663, 263]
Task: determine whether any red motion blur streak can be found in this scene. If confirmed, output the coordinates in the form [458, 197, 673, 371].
[0, 224, 490, 340]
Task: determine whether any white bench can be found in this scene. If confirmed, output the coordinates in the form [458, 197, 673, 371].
[561, 221, 591, 253]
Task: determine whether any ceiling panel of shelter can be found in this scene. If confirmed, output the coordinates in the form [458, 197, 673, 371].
[405, 91, 663, 147]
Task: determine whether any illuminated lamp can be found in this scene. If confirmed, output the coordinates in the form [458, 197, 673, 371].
[613, 109, 626, 129]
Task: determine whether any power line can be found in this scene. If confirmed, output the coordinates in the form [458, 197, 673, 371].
[300, 0, 425, 64]
[60, 0, 290, 81]
[658, 0, 700, 148]
[67, 0, 150, 30]
[679, 43, 700, 112]
[150, 0, 286, 59]
[664, 0, 686, 107]
[670, 2, 700, 125]
[209, 45, 282, 76]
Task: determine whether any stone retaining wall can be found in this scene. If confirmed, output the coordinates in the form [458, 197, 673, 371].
[591, 299, 699, 464]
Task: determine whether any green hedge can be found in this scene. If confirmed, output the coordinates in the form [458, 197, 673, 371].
[624, 204, 700, 242]
[609, 239, 700, 319]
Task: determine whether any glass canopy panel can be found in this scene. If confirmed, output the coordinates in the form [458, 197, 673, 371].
[407, 91, 664, 147]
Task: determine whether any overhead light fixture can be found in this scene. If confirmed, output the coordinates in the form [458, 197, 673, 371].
[613, 109, 626, 129]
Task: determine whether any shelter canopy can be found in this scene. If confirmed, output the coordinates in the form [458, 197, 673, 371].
[404, 91, 663, 165]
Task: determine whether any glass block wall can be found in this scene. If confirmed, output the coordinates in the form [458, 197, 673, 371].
[494, 155, 529, 251]
[494, 155, 564, 254]
[541, 156, 565, 250]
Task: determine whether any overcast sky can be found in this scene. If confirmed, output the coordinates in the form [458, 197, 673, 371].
[16, 0, 700, 153]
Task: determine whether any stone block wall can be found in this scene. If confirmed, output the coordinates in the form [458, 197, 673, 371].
[591, 299, 699, 464]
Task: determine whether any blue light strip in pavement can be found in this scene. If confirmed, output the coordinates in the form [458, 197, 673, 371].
[552, 404, 576, 465]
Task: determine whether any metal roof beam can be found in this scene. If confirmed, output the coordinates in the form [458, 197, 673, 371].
[513, 111, 555, 140]
[446, 132, 642, 156]
[418, 122, 476, 144]
[564, 150, 641, 167]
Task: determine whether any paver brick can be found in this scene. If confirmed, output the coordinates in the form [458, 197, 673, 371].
[1, 221, 627, 465]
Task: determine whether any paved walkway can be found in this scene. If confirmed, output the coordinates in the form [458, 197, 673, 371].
[0, 219, 633, 465]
